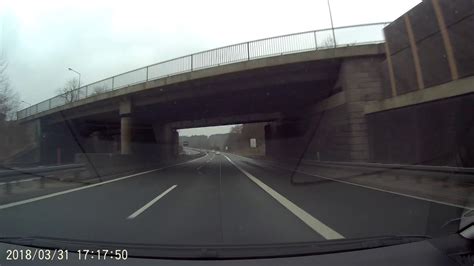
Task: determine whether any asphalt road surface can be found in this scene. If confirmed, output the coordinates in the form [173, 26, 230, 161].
[0, 153, 465, 245]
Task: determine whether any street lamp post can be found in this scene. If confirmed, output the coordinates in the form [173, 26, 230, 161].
[67, 67, 81, 88]
[21, 100, 32, 107]
[327, 0, 337, 48]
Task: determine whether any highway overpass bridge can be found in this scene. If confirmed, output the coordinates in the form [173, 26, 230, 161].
[13, 0, 474, 171]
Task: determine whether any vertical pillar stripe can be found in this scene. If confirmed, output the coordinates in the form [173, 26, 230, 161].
[404, 15, 425, 90]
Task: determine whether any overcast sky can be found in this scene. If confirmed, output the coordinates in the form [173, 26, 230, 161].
[0, 0, 420, 136]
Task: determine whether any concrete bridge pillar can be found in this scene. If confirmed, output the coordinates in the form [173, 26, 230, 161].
[263, 56, 385, 162]
[152, 123, 178, 160]
[339, 56, 385, 161]
[263, 117, 310, 159]
[303, 56, 385, 162]
[90, 131, 101, 153]
[264, 124, 273, 157]
[120, 98, 132, 155]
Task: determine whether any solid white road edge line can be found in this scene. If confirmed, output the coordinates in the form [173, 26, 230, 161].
[232, 155, 474, 211]
[127, 185, 177, 219]
[224, 154, 344, 240]
[0, 156, 206, 210]
[229, 153, 474, 211]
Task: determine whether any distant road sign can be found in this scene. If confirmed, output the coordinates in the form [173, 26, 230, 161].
[250, 138, 257, 148]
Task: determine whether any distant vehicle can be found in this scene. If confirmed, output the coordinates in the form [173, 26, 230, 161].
[216, 151, 221, 155]
[183, 141, 189, 147]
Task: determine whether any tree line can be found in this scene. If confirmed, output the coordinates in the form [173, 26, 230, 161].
[179, 123, 266, 155]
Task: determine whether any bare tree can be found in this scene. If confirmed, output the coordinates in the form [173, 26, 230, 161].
[0, 58, 30, 163]
[90, 84, 108, 96]
[321, 35, 336, 48]
[56, 78, 80, 103]
[0, 59, 19, 121]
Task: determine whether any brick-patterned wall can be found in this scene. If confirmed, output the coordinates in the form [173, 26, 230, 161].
[265, 56, 386, 163]
[338, 56, 385, 161]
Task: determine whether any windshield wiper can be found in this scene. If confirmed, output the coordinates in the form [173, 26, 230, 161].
[0, 235, 431, 259]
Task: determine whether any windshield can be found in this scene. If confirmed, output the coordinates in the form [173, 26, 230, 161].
[0, 0, 473, 261]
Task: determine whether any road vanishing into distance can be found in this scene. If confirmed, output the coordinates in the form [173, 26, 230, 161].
[0, 152, 465, 245]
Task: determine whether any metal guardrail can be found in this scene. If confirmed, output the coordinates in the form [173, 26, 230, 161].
[228, 154, 474, 188]
[0, 164, 86, 194]
[234, 154, 474, 179]
[16, 22, 390, 120]
[0, 164, 85, 179]
[302, 160, 474, 175]
[298, 160, 474, 187]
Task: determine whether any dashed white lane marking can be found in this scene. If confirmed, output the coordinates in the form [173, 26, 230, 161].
[224, 155, 344, 240]
[127, 185, 177, 219]
[0, 156, 206, 211]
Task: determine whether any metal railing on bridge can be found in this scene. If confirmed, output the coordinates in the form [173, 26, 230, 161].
[16, 22, 390, 120]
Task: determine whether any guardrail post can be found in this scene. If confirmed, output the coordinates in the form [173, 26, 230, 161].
[112, 77, 115, 90]
[314, 31, 318, 50]
[146, 67, 149, 81]
[191, 55, 193, 71]
[247, 42, 250, 60]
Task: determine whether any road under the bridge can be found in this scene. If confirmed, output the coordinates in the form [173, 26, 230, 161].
[0, 152, 463, 245]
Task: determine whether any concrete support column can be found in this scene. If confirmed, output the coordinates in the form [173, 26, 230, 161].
[263, 118, 311, 160]
[120, 117, 132, 154]
[341, 57, 385, 162]
[90, 131, 101, 153]
[120, 98, 132, 155]
[264, 124, 272, 157]
[112, 135, 120, 153]
[259, 57, 385, 163]
[172, 130, 179, 158]
[152, 123, 178, 160]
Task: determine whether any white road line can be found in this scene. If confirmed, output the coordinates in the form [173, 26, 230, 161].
[0, 156, 205, 211]
[127, 185, 177, 219]
[224, 155, 344, 240]
[196, 154, 215, 170]
[229, 153, 474, 211]
[288, 168, 474, 211]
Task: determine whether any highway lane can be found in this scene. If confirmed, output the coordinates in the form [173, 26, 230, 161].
[128, 153, 323, 244]
[0, 154, 321, 245]
[0, 152, 465, 246]
[224, 153, 465, 238]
